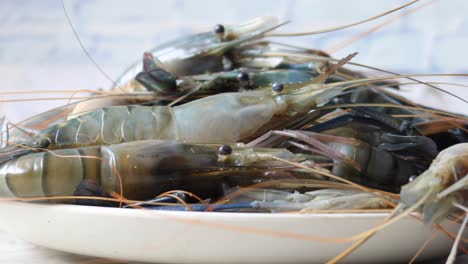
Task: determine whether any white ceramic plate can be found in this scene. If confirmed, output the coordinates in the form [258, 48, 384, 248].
[0, 201, 462, 263]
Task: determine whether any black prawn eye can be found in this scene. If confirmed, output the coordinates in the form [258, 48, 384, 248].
[236, 71, 249, 84]
[237, 72, 251, 89]
[218, 144, 232, 155]
[272, 82, 284, 92]
[214, 24, 225, 34]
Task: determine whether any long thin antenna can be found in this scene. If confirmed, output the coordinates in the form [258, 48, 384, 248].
[326, 0, 436, 54]
[60, 0, 126, 93]
[268, 0, 421, 37]
[348, 60, 468, 105]
[446, 210, 467, 264]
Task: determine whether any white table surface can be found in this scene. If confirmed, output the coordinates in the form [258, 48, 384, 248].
[1, 228, 466, 264]
[0, 229, 125, 264]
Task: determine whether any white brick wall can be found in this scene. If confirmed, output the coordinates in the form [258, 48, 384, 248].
[0, 0, 467, 121]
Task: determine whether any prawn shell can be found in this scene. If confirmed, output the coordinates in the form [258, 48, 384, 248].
[113, 16, 279, 87]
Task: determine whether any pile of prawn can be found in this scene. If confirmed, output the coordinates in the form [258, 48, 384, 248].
[0, 0, 467, 262]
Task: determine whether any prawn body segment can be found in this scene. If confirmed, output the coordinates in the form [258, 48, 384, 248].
[38, 105, 177, 149]
[0, 140, 299, 201]
[24, 81, 341, 150]
[174, 93, 277, 143]
[0, 147, 99, 198]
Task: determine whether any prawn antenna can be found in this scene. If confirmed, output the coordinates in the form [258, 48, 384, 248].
[60, 0, 125, 93]
[446, 203, 467, 264]
[268, 0, 421, 36]
[326, 0, 437, 54]
[348, 61, 468, 105]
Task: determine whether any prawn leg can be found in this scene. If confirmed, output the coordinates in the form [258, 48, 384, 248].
[305, 98, 418, 135]
[248, 126, 434, 192]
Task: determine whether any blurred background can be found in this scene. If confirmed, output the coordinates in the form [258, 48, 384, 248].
[0, 0, 467, 121]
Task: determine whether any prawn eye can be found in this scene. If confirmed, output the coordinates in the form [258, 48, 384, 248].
[272, 82, 284, 92]
[237, 71, 250, 87]
[214, 24, 225, 34]
[219, 144, 232, 155]
[236, 71, 249, 81]
[214, 24, 225, 36]
[408, 175, 417, 183]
